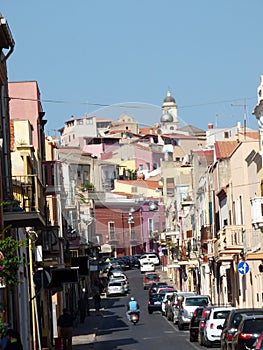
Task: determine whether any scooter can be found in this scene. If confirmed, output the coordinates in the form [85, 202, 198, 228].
[130, 311, 139, 325]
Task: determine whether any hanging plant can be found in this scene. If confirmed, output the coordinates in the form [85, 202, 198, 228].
[0, 228, 28, 287]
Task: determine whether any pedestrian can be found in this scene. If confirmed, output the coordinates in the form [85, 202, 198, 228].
[57, 308, 74, 350]
[78, 288, 89, 323]
[93, 291, 102, 316]
[5, 329, 23, 350]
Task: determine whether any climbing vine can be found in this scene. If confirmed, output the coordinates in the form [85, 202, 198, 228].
[0, 227, 28, 287]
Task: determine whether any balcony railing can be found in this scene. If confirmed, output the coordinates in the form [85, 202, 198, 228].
[250, 196, 263, 229]
[3, 174, 46, 227]
[214, 225, 244, 261]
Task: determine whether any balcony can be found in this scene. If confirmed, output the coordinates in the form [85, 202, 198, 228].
[214, 225, 244, 261]
[35, 226, 60, 264]
[3, 175, 46, 228]
[250, 196, 263, 230]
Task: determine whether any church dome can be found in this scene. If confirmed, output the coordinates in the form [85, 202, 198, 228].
[160, 112, 173, 123]
[163, 90, 175, 104]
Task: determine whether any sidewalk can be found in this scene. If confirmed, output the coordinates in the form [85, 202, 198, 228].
[72, 304, 104, 349]
[71, 268, 171, 349]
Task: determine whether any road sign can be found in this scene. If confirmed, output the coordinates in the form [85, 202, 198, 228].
[238, 261, 250, 275]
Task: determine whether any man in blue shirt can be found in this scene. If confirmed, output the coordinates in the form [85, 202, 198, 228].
[126, 297, 140, 321]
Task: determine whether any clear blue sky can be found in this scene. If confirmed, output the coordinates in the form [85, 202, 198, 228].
[1, 1, 262, 135]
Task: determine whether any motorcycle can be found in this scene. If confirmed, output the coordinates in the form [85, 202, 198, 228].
[130, 311, 139, 325]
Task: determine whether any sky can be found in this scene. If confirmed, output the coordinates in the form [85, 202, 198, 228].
[1, 1, 263, 135]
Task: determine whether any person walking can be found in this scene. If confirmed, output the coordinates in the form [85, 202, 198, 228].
[5, 329, 23, 350]
[78, 288, 89, 323]
[93, 291, 102, 316]
[57, 308, 74, 350]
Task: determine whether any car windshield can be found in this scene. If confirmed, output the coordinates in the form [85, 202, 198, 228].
[185, 297, 209, 306]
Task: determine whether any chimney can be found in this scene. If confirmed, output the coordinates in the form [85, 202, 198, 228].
[208, 123, 213, 129]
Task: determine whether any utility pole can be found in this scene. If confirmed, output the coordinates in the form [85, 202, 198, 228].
[231, 99, 247, 139]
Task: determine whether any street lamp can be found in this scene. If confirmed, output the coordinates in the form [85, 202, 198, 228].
[140, 200, 162, 253]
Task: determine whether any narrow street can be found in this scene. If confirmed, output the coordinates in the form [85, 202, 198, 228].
[91, 269, 219, 350]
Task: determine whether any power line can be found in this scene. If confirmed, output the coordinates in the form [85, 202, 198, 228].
[7, 95, 257, 111]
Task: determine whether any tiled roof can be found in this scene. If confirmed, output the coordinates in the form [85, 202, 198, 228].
[115, 179, 162, 189]
[214, 140, 240, 160]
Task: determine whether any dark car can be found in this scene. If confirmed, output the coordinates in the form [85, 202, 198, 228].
[232, 315, 263, 350]
[148, 293, 165, 314]
[189, 306, 205, 342]
[148, 281, 168, 296]
[220, 308, 263, 350]
[131, 255, 140, 269]
[198, 306, 212, 345]
[143, 272, 160, 290]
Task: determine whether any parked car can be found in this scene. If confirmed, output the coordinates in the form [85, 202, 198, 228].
[220, 308, 263, 350]
[189, 306, 206, 342]
[148, 281, 168, 296]
[148, 293, 165, 314]
[140, 253, 160, 266]
[162, 291, 176, 316]
[140, 261, 155, 273]
[156, 286, 175, 294]
[106, 280, 126, 297]
[143, 272, 160, 290]
[131, 255, 141, 269]
[177, 295, 211, 330]
[166, 291, 197, 323]
[198, 306, 212, 346]
[232, 315, 263, 350]
[202, 306, 234, 347]
[255, 331, 263, 350]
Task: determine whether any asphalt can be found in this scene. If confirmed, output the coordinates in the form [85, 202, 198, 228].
[70, 267, 171, 349]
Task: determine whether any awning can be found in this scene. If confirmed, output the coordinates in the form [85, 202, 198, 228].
[100, 244, 112, 254]
[48, 267, 79, 290]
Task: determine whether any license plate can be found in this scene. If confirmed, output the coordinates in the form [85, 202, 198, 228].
[154, 301, 161, 304]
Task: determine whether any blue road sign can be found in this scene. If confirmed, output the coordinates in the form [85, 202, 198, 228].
[238, 261, 250, 275]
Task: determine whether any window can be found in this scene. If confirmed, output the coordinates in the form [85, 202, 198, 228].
[139, 164, 143, 171]
[108, 222, 115, 240]
[148, 218, 153, 236]
[131, 187, 137, 193]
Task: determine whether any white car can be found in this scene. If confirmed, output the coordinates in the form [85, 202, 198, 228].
[140, 261, 155, 273]
[161, 291, 176, 316]
[109, 274, 129, 292]
[139, 253, 159, 266]
[106, 280, 126, 297]
[178, 295, 211, 330]
[203, 306, 234, 347]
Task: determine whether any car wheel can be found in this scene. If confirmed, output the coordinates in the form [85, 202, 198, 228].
[203, 336, 211, 348]
[148, 310, 152, 314]
[190, 334, 195, 342]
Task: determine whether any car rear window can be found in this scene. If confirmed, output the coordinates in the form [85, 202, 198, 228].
[214, 311, 230, 319]
[146, 273, 158, 280]
[151, 294, 165, 301]
[243, 319, 263, 332]
[109, 282, 122, 287]
[185, 297, 209, 306]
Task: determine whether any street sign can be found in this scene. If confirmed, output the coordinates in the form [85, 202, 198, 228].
[238, 261, 250, 275]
